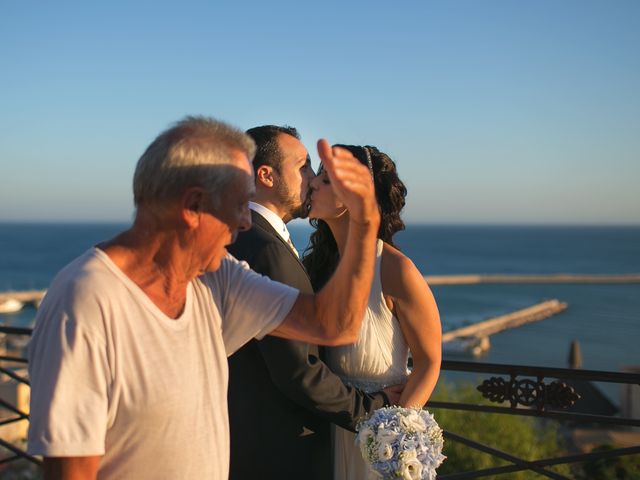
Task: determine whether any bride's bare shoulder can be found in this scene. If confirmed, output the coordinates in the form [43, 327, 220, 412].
[380, 242, 426, 299]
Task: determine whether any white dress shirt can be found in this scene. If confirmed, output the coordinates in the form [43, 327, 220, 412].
[249, 202, 298, 257]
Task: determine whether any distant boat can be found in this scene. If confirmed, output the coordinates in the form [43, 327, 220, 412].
[0, 298, 24, 314]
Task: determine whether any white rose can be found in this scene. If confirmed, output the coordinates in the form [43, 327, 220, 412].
[399, 450, 423, 480]
[357, 426, 376, 459]
[377, 441, 394, 461]
[400, 411, 427, 433]
[376, 427, 398, 445]
[358, 426, 375, 444]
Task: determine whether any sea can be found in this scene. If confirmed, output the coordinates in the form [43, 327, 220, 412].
[1, 223, 639, 401]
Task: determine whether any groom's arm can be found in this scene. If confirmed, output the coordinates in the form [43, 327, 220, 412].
[257, 337, 389, 431]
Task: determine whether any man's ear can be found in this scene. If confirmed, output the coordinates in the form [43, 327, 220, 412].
[181, 187, 206, 228]
[256, 165, 275, 188]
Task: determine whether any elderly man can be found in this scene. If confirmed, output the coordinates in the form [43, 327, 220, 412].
[27, 116, 380, 480]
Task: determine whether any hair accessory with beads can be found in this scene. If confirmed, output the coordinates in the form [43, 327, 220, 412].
[362, 146, 374, 177]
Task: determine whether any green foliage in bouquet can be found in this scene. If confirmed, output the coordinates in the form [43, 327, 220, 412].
[429, 381, 571, 479]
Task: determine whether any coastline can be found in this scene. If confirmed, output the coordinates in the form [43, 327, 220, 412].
[1, 223, 638, 396]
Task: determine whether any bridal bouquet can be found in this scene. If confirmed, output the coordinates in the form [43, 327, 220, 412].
[355, 406, 445, 480]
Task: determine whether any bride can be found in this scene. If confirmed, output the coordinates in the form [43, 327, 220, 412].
[303, 144, 442, 479]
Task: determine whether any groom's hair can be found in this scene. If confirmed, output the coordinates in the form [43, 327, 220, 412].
[246, 125, 300, 174]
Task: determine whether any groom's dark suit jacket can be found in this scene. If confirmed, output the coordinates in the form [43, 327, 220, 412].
[227, 210, 388, 480]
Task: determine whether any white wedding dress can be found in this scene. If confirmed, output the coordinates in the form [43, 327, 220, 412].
[325, 240, 410, 479]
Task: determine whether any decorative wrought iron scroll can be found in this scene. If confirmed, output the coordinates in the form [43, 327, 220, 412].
[477, 375, 580, 410]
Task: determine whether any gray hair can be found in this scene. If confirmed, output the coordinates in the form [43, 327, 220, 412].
[133, 116, 256, 209]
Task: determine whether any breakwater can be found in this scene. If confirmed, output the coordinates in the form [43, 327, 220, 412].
[442, 299, 568, 342]
[2, 273, 640, 308]
[425, 274, 640, 286]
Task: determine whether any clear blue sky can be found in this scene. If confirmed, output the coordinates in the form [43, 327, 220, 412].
[1, 0, 638, 224]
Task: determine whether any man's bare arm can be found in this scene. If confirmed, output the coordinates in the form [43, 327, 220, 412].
[43, 456, 101, 480]
[271, 140, 380, 345]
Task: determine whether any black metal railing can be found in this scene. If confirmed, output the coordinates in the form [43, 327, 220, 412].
[0, 325, 39, 474]
[1, 326, 638, 478]
[430, 360, 640, 479]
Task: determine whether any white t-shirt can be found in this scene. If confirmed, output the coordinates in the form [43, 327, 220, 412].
[27, 248, 298, 479]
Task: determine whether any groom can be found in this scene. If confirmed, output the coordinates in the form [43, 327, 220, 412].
[227, 125, 401, 479]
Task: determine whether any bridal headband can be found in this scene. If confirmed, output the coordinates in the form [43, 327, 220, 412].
[317, 145, 374, 178]
[362, 146, 374, 178]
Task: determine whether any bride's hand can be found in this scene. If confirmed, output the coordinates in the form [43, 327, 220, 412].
[383, 384, 405, 405]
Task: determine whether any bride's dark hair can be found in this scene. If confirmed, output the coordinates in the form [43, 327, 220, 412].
[302, 145, 407, 291]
